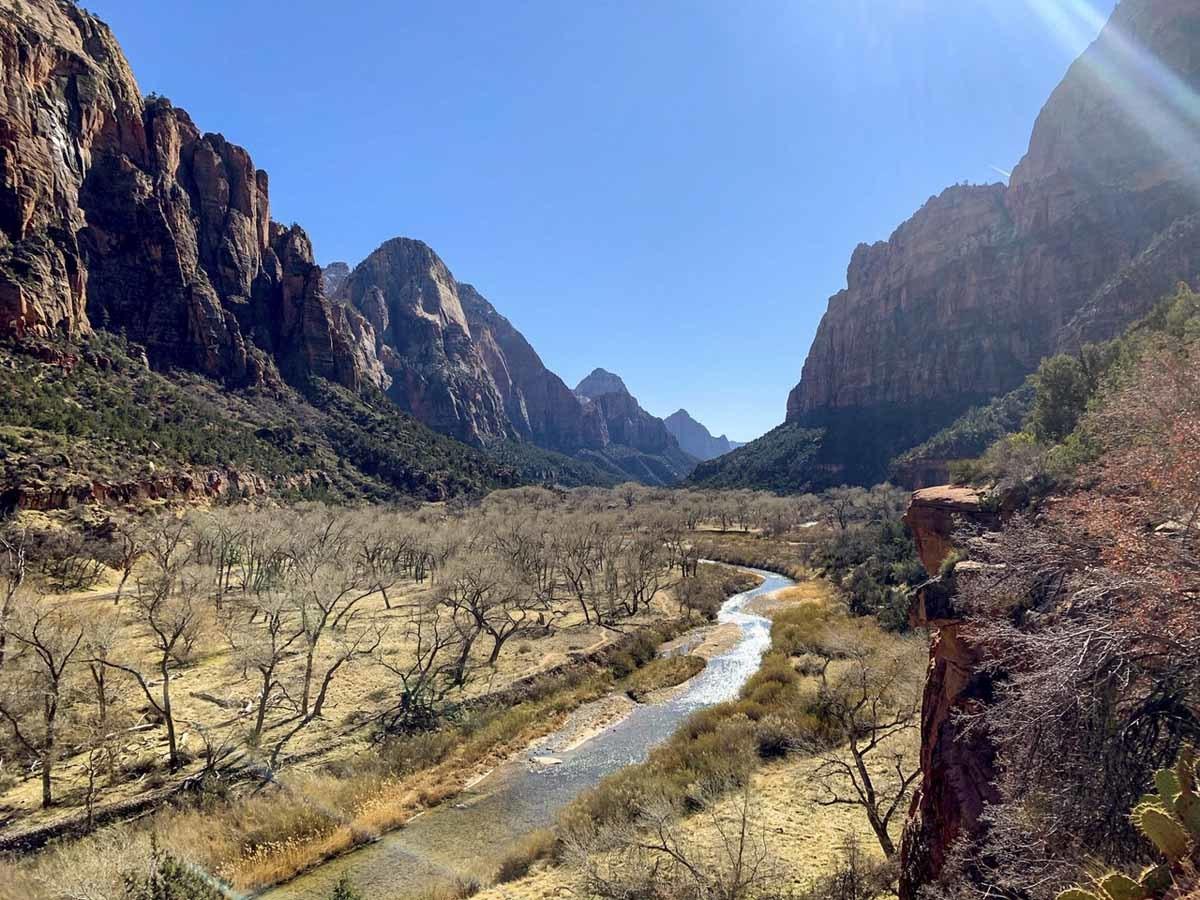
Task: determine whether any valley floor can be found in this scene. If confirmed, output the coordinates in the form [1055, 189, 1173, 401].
[477, 739, 915, 900]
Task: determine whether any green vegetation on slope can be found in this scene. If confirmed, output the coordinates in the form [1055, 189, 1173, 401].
[950, 283, 1200, 496]
[0, 334, 511, 504]
[485, 441, 623, 489]
[889, 383, 1035, 484]
[0, 333, 639, 506]
[687, 421, 824, 494]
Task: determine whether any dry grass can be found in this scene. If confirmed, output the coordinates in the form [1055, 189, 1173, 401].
[621, 655, 706, 701]
[471, 738, 917, 900]
[0, 670, 616, 896]
[558, 578, 846, 839]
[0, 558, 682, 837]
[494, 829, 559, 884]
[0, 544, 781, 899]
[480, 577, 923, 900]
[0, 613, 712, 897]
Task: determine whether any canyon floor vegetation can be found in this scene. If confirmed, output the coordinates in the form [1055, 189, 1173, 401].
[0, 482, 918, 899]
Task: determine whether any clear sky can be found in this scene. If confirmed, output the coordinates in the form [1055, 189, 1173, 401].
[86, 0, 1112, 442]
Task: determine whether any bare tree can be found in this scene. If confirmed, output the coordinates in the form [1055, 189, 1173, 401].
[823, 486, 869, 531]
[82, 608, 124, 781]
[566, 785, 776, 900]
[193, 718, 242, 779]
[354, 518, 407, 610]
[235, 591, 303, 744]
[603, 532, 667, 621]
[0, 599, 84, 807]
[559, 514, 607, 625]
[269, 620, 380, 767]
[283, 515, 377, 716]
[107, 515, 146, 605]
[491, 514, 559, 609]
[805, 636, 923, 857]
[439, 554, 537, 677]
[0, 523, 28, 669]
[96, 536, 202, 772]
[376, 600, 464, 731]
[662, 515, 700, 578]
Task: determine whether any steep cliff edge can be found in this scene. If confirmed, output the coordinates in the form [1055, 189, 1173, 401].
[899, 487, 1004, 900]
[705, 0, 1200, 491]
[790, 0, 1200, 483]
[0, 0, 379, 392]
[458, 281, 603, 453]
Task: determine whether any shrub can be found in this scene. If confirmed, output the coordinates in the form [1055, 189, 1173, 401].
[623, 655, 706, 702]
[329, 876, 365, 900]
[494, 829, 558, 883]
[123, 840, 225, 900]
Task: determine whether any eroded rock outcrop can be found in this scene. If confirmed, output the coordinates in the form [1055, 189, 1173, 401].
[899, 486, 1004, 900]
[0, 0, 377, 391]
[0, 466, 331, 515]
[782, 0, 1200, 486]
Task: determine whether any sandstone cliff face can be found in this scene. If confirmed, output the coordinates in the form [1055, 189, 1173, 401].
[458, 282, 604, 452]
[0, 0, 376, 392]
[334, 238, 511, 446]
[899, 487, 1004, 900]
[786, 0, 1200, 483]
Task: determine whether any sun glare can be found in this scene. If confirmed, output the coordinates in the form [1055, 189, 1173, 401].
[1024, 0, 1200, 195]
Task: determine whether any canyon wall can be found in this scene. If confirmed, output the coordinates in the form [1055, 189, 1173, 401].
[781, 0, 1200, 485]
[0, 0, 380, 392]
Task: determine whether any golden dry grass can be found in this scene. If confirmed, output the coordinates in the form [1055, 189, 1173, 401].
[0, 548, 819, 899]
[472, 734, 918, 900]
[474, 577, 920, 900]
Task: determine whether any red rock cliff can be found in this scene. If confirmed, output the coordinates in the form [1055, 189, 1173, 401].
[899, 486, 1003, 900]
[786, 0, 1200, 483]
[0, 0, 380, 391]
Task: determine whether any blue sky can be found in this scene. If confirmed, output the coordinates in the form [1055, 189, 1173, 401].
[87, 0, 1111, 442]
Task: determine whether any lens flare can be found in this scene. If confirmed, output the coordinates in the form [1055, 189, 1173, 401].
[1022, 0, 1200, 197]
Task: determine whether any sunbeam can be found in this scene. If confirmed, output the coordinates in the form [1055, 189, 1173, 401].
[1022, 0, 1200, 197]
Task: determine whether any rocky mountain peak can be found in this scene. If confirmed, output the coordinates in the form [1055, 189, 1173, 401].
[334, 237, 507, 446]
[575, 368, 632, 400]
[664, 409, 743, 462]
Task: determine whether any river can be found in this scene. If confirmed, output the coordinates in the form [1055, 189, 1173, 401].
[260, 567, 793, 900]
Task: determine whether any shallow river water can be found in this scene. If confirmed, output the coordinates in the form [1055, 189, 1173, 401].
[260, 567, 793, 900]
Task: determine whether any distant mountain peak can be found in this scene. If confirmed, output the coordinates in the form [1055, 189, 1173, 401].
[575, 368, 632, 400]
[321, 261, 351, 297]
[664, 409, 743, 461]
